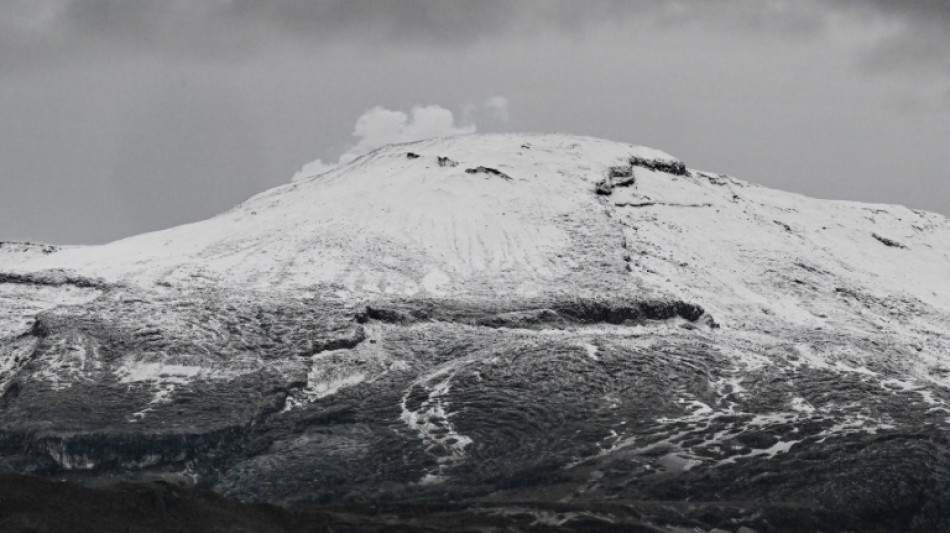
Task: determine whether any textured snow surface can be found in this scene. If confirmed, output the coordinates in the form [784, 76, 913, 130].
[3, 133, 947, 313]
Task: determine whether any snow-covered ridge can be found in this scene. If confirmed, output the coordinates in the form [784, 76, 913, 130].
[1, 133, 948, 320]
[0, 241, 62, 268]
[0, 134, 676, 293]
[0, 242, 60, 254]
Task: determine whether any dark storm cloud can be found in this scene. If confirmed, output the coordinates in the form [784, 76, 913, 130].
[0, 1, 572, 68]
[1, 1, 534, 53]
[3, 1, 948, 76]
[1, 0, 624, 60]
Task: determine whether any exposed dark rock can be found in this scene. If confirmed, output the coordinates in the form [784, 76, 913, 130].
[872, 233, 907, 249]
[362, 297, 708, 328]
[608, 165, 633, 180]
[306, 325, 366, 355]
[596, 162, 646, 195]
[629, 156, 689, 176]
[0, 270, 110, 289]
[464, 166, 512, 180]
[595, 165, 636, 195]
[773, 220, 792, 232]
[594, 180, 613, 195]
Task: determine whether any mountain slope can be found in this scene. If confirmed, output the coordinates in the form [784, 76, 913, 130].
[1, 133, 949, 532]
[5, 133, 948, 311]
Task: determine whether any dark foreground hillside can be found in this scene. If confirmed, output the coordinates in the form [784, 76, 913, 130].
[0, 472, 894, 533]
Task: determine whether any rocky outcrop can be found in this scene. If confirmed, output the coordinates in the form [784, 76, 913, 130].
[464, 166, 512, 180]
[362, 297, 710, 328]
[0, 270, 109, 289]
[629, 155, 689, 176]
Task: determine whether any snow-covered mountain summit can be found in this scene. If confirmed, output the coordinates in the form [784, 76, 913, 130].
[4, 133, 949, 319]
[3, 134, 674, 294]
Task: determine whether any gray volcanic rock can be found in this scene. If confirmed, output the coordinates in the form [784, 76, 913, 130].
[1, 134, 949, 532]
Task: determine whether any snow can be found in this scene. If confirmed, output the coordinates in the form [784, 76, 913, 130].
[0, 135, 693, 297]
[0, 284, 100, 340]
[2, 133, 947, 323]
[304, 352, 368, 401]
[0, 336, 38, 394]
[129, 384, 177, 422]
[581, 343, 599, 361]
[717, 438, 803, 466]
[2, 132, 950, 458]
[881, 378, 946, 410]
[401, 355, 478, 483]
[789, 397, 816, 413]
[116, 362, 205, 384]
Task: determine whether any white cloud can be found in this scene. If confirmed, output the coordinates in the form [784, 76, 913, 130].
[293, 98, 509, 182]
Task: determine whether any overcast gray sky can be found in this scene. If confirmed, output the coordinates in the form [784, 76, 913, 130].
[1, 0, 948, 244]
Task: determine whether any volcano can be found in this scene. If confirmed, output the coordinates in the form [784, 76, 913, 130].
[1, 134, 949, 532]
